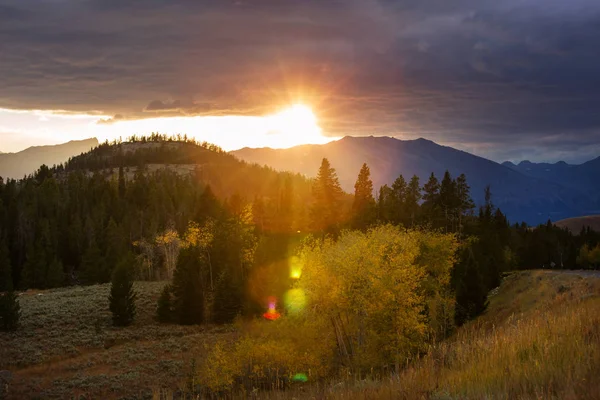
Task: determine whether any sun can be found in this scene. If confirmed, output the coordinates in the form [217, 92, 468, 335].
[273, 104, 317, 128]
[265, 104, 328, 148]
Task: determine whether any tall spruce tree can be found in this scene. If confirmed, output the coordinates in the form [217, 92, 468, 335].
[351, 163, 376, 230]
[390, 175, 407, 225]
[172, 246, 205, 325]
[455, 173, 475, 235]
[156, 284, 174, 323]
[0, 235, 12, 292]
[454, 248, 488, 326]
[109, 254, 137, 327]
[405, 175, 421, 227]
[422, 173, 441, 225]
[310, 158, 343, 235]
[0, 289, 21, 332]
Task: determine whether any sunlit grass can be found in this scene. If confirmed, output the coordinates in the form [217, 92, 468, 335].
[267, 271, 600, 400]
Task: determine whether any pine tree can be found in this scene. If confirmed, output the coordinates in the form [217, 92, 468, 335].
[80, 240, 106, 284]
[172, 246, 205, 325]
[310, 158, 343, 235]
[0, 235, 12, 292]
[109, 255, 137, 327]
[0, 289, 21, 332]
[405, 175, 421, 227]
[377, 184, 393, 223]
[455, 173, 475, 235]
[422, 173, 441, 225]
[212, 270, 244, 324]
[454, 248, 488, 326]
[351, 163, 376, 230]
[439, 171, 458, 232]
[46, 258, 64, 288]
[390, 175, 407, 225]
[156, 284, 174, 323]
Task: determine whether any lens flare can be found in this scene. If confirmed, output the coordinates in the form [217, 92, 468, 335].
[293, 373, 308, 382]
[289, 256, 303, 279]
[284, 288, 306, 314]
[263, 296, 281, 321]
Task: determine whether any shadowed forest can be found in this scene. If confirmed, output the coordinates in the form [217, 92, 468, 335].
[1, 136, 600, 398]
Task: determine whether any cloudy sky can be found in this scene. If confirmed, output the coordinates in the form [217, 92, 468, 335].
[1, 0, 600, 162]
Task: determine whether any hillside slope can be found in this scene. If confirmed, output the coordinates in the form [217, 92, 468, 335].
[0, 138, 99, 179]
[555, 215, 600, 233]
[2, 271, 597, 399]
[233, 136, 593, 224]
[293, 270, 600, 399]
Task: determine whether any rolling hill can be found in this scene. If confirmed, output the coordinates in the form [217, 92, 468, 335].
[0, 138, 99, 179]
[555, 215, 600, 233]
[232, 136, 597, 225]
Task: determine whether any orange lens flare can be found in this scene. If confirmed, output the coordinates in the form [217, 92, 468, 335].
[263, 296, 281, 321]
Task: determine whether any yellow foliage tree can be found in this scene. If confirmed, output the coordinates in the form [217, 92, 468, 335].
[200, 225, 458, 392]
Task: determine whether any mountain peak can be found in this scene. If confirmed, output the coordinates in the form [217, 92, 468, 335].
[0, 138, 100, 179]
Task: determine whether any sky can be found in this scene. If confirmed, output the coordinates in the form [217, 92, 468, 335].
[1, 0, 600, 163]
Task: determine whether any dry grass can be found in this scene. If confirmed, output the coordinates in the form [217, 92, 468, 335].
[2, 271, 598, 399]
[267, 271, 600, 400]
[0, 282, 236, 399]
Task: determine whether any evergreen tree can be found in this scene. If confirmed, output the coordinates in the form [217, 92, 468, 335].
[454, 248, 488, 326]
[422, 173, 441, 225]
[438, 170, 458, 231]
[0, 235, 12, 292]
[0, 289, 21, 332]
[80, 240, 107, 284]
[455, 173, 475, 235]
[351, 163, 376, 230]
[310, 158, 343, 234]
[109, 254, 137, 327]
[46, 258, 64, 288]
[405, 175, 421, 227]
[156, 284, 174, 323]
[212, 270, 244, 324]
[172, 246, 205, 325]
[118, 165, 126, 198]
[377, 184, 393, 223]
[390, 175, 407, 225]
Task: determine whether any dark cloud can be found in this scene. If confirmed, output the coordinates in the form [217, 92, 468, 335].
[1, 0, 600, 162]
[144, 100, 212, 114]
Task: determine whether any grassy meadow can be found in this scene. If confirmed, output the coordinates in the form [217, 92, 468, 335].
[1, 270, 599, 399]
[0, 282, 236, 399]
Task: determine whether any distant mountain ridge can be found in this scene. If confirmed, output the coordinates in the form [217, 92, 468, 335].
[502, 157, 600, 196]
[232, 136, 600, 225]
[0, 138, 99, 179]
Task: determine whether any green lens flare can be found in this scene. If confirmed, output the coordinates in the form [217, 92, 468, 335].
[284, 288, 306, 313]
[293, 373, 308, 382]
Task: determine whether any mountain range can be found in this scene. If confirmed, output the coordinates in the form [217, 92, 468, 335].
[1, 135, 598, 225]
[0, 138, 99, 180]
[232, 136, 600, 225]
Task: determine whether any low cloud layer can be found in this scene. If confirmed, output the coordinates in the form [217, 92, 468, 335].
[1, 0, 599, 162]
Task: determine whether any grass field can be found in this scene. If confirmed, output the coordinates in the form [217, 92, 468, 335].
[2, 271, 599, 399]
[0, 282, 236, 399]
